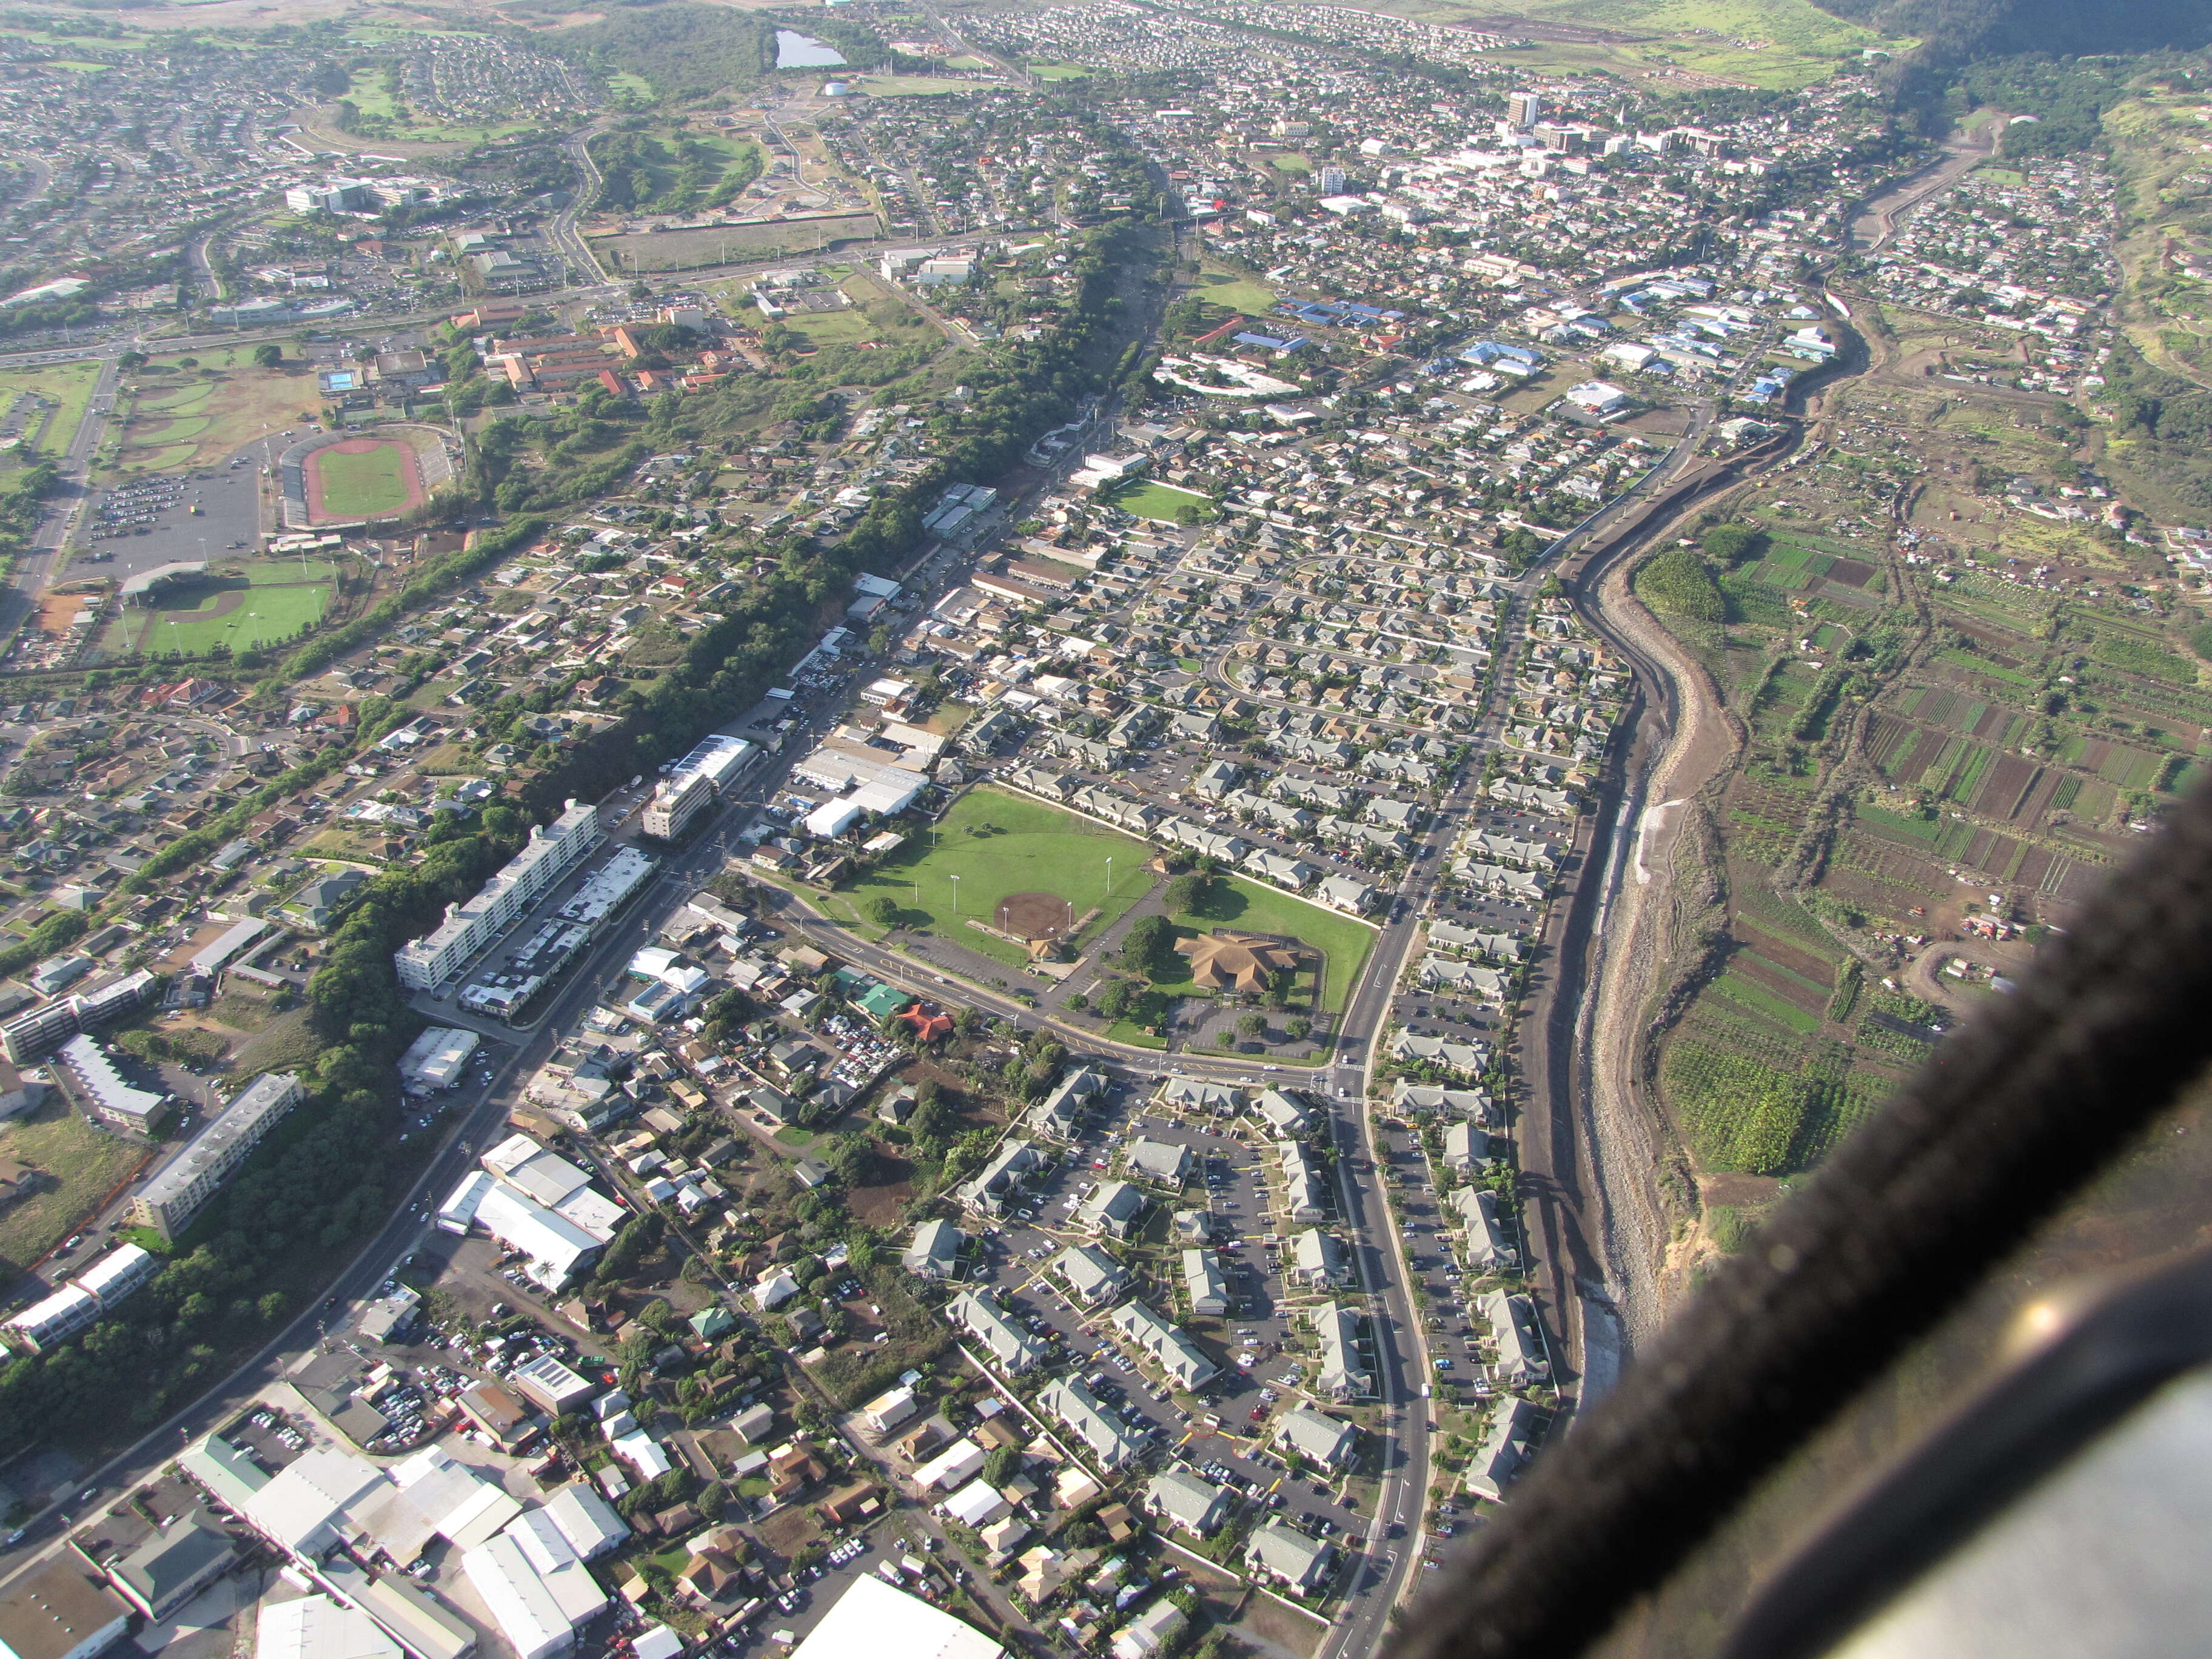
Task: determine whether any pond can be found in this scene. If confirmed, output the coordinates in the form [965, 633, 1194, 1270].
[774, 29, 847, 68]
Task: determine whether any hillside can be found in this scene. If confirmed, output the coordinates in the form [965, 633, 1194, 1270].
[1809, 0, 2212, 59]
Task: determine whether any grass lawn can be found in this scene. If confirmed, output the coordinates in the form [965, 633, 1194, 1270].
[1198, 268, 1278, 315]
[847, 785, 1153, 969]
[785, 308, 879, 349]
[0, 1101, 151, 1276]
[106, 355, 317, 477]
[126, 575, 330, 656]
[1156, 874, 1376, 1013]
[313, 441, 416, 517]
[0, 360, 103, 460]
[857, 75, 986, 96]
[1265, 153, 1313, 174]
[1106, 478, 1217, 524]
[1028, 62, 1093, 79]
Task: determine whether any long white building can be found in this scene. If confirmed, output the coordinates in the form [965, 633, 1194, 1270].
[395, 802, 603, 991]
[129, 1072, 304, 1244]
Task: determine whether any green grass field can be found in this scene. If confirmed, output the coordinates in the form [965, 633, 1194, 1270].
[857, 75, 986, 96]
[1153, 875, 1376, 1013]
[1198, 268, 1279, 314]
[312, 441, 416, 518]
[1107, 479, 1218, 524]
[125, 575, 330, 657]
[0, 360, 103, 461]
[848, 786, 1153, 968]
[1028, 62, 1093, 79]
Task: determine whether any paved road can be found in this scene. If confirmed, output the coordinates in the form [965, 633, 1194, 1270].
[0, 355, 119, 643]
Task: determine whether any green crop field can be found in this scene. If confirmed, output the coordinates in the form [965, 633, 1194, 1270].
[848, 786, 1152, 968]
[1155, 875, 1376, 1013]
[1107, 479, 1217, 523]
[312, 441, 416, 518]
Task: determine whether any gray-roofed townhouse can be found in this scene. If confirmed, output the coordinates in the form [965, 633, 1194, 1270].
[1143, 1472, 1229, 1538]
[1053, 1243, 1128, 1306]
[1274, 1406, 1358, 1470]
[902, 1217, 965, 1280]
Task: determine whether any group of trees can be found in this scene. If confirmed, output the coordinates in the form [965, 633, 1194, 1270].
[1637, 546, 1728, 625]
[590, 124, 762, 216]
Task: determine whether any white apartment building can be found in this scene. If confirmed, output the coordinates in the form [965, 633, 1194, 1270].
[129, 1072, 305, 1243]
[395, 802, 603, 990]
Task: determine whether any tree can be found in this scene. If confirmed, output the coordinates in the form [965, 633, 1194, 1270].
[1120, 914, 1173, 972]
[982, 1445, 1019, 1486]
[1236, 1012, 1267, 1042]
[1164, 871, 1211, 913]
[1285, 1015, 1312, 1042]
[253, 343, 283, 369]
[866, 893, 899, 928]
[1096, 979, 1133, 1021]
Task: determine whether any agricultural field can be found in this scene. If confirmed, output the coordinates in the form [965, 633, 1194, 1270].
[1645, 341, 2212, 1192]
[844, 785, 1153, 969]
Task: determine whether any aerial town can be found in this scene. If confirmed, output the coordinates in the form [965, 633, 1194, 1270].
[0, 4, 2194, 1659]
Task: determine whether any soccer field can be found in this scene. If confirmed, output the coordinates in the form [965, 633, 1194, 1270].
[848, 786, 1153, 968]
[310, 440, 419, 519]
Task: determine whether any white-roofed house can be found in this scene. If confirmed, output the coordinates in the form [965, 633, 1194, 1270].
[902, 1217, 965, 1279]
[1482, 1290, 1549, 1388]
[1107, 1301, 1216, 1392]
[1110, 1600, 1188, 1659]
[1181, 1248, 1230, 1317]
[1122, 1139, 1190, 1185]
[1442, 1121, 1492, 1173]
[940, 1478, 1011, 1530]
[1289, 1229, 1348, 1289]
[1312, 1303, 1368, 1400]
[1078, 1179, 1147, 1239]
[1039, 1378, 1141, 1470]
[914, 1438, 988, 1493]
[1452, 1185, 1518, 1270]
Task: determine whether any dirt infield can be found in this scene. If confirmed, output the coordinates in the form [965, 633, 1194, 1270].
[996, 890, 1073, 940]
[303, 435, 427, 525]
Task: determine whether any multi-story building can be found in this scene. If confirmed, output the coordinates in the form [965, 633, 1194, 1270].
[395, 802, 603, 991]
[129, 1073, 304, 1243]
